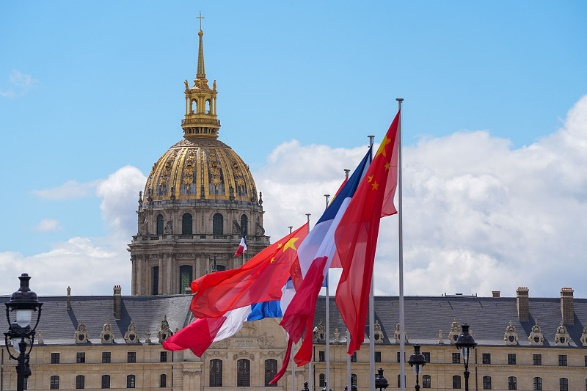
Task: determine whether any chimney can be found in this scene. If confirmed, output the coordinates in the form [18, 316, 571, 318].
[66, 286, 72, 310]
[113, 285, 122, 320]
[492, 290, 500, 298]
[560, 287, 574, 324]
[516, 287, 529, 322]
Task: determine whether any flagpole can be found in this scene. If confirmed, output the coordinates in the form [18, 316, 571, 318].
[396, 98, 406, 391]
[368, 135, 376, 391]
[305, 213, 312, 391]
[324, 194, 331, 391]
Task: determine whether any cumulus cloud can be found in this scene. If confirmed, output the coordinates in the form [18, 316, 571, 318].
[33, 179, 101, 200]
[34, 219, 62, 232]
[0, 70, 38, 98]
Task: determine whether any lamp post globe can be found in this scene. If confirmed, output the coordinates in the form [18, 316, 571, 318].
[4, 274, 43, 391]
[408, 345, 426, 391]
[375, 368, 389, 391]
[455, 324, 477, 391]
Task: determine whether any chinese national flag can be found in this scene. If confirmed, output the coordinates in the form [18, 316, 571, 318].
[334, 109, 400, 355]
[190, 223, 309, 318]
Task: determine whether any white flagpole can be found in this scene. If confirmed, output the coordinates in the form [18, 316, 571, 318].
[305, 213, 312, 391]
[396, 98, 406, 391]
[324, 194, 331, 391]
[346, 329, 351, 391]
[368, 135, 376, 391]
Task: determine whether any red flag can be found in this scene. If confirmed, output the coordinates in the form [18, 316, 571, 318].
[335, 110, 400, 355]
[162, 316, 226, 356]
[234, 235, 247, 257]
[190, 223, 309, 318]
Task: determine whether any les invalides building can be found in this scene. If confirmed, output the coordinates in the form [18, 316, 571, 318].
[2, 17, 587, 391]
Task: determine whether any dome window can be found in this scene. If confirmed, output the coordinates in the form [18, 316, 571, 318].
[179, 265, 193, 294]
[191, 99, 197, 114]
[213, 213, 223, 236]
[240, 214, 248, 236]
[156, 214, 164, 235]
[182, 213, 193, 235]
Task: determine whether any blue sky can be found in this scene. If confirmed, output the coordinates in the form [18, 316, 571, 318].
[1, 1, 586, 297]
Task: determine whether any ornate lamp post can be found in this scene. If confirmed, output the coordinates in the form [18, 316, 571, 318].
[375, 368, 389, 391]
[408, 345, 426, 391]
[4, 274, 43, 391]
[301, 381, 310, 391]
[455, 324, 477, 391]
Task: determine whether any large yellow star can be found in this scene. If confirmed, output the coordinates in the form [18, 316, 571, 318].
[371, 181, 379, 190]
[282, 237, 299, 252]
[375, 135, 391, 158]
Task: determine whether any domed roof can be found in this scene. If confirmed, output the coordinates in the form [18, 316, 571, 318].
[144, 22, 257, 205]
[144, 137, 257, 203]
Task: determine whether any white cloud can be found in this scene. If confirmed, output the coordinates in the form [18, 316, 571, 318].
[34, 219, 62, 232]
[0, 70, 38, 98]
[33, 179, 101, 200]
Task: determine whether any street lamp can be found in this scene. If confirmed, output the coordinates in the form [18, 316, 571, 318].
[408, 345, 426, 391]
[4, 273, 43, 391]
[301, 381, 309, 391]
[455, 324, 477, 391]
[375, 368, 389, 391]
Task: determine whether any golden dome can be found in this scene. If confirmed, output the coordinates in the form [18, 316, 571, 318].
[144, 137, 258, 203]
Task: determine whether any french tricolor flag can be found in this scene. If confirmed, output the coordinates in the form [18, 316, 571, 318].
[234, 235, 247, 257]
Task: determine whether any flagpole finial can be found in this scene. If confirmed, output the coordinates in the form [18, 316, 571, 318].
[368, 135, 375, 148]
[396, 98, 404, 102]
[344, 169, 350, 179]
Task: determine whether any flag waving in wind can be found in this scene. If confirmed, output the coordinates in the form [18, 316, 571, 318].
[335, 109, 400, 355]
[234, 235, 247, 257]
[190, 223, 309, 319]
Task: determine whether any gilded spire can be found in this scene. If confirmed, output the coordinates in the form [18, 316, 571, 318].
[181, 13, 220, 140]
[196, 12, 206, 80]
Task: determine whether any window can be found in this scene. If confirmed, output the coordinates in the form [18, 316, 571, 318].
[128, 351, 137, 363]
[51, 352, 60, 364]
[585, 355, 587, 366]
[160, 351, 168, 362]
[76, 352, 85, 363]
[423, 375, 431, 388]
[560, 378, 568, 391]
[351, 352, 357, 362]
[182, 213, 193, 235]
[319, 374, 325, 387]
[102, 352, 111, 363]
[397, 352, 405, 362]
[397, 375, 406, 388]
[533, 354, 542, 365]
[152, 266, 159, 295]
[533, 377, 542, 390]
[452, 352, 461, 364]
[101, 375, 110, 389]
[319, 351, 325, 362]
[351, 374, 358, 387]
[179, 265, 193, 293]
[374, 351, 382, 362]
[423, 352, 431, 363]
[213, 213, 223, 236]
[237, 359, 251, 387]
[482, 353, 491, 364]
[160, 374, 167, 388]
[210, 359, 223, 387]
[508, 353, 516, 365]
[483, 376, 492, 389]
[559, 354, 568, 366]
[127, 375, 136, 389]
[452, 375, 461, 389]
[508, 376, 517, 390]
[240, 214, 248, 236]
[156, 214, 164, 235]
[75, 375, 85, 389]
[50, 376, 60, 390]
[265, 359, 277, 387]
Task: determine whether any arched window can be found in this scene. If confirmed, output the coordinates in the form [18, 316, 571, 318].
[101, 375, 110, 389]
[50, 376, 60, 390]
[319, 374, 325, 387]
[206, 99, 211, 114]
[156, 214, 164, 235]
[452, 375, 461, 389]
[213, 213, 223, 236]
[160, 374, 167, 388]
[533, 377, 542, 391]
[351, 374, 358, 387]
[483, 376, 491, 390]
[191, 99, 197, 114]
[75, 375, 85, 389]
[127, 375, 136, 389]
[265, 359, 277, 386]
[240, 214, 248, 236]
[508, 376, 517, 390]
[237, 359, 251, 387]
[423, 375, 432, 388]
[179, 265, 193, 294]
[182, 213, 193, 235]
[152, 266, 159, 295]
[210, 359, 222, 387]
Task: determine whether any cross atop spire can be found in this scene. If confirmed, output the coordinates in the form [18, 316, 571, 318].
[197, 11, 205, 31]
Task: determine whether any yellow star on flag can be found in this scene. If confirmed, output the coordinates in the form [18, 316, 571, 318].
[371, 181, 379, 190]
[282, 237, 299, 252]
[375, 135, 391, 158]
